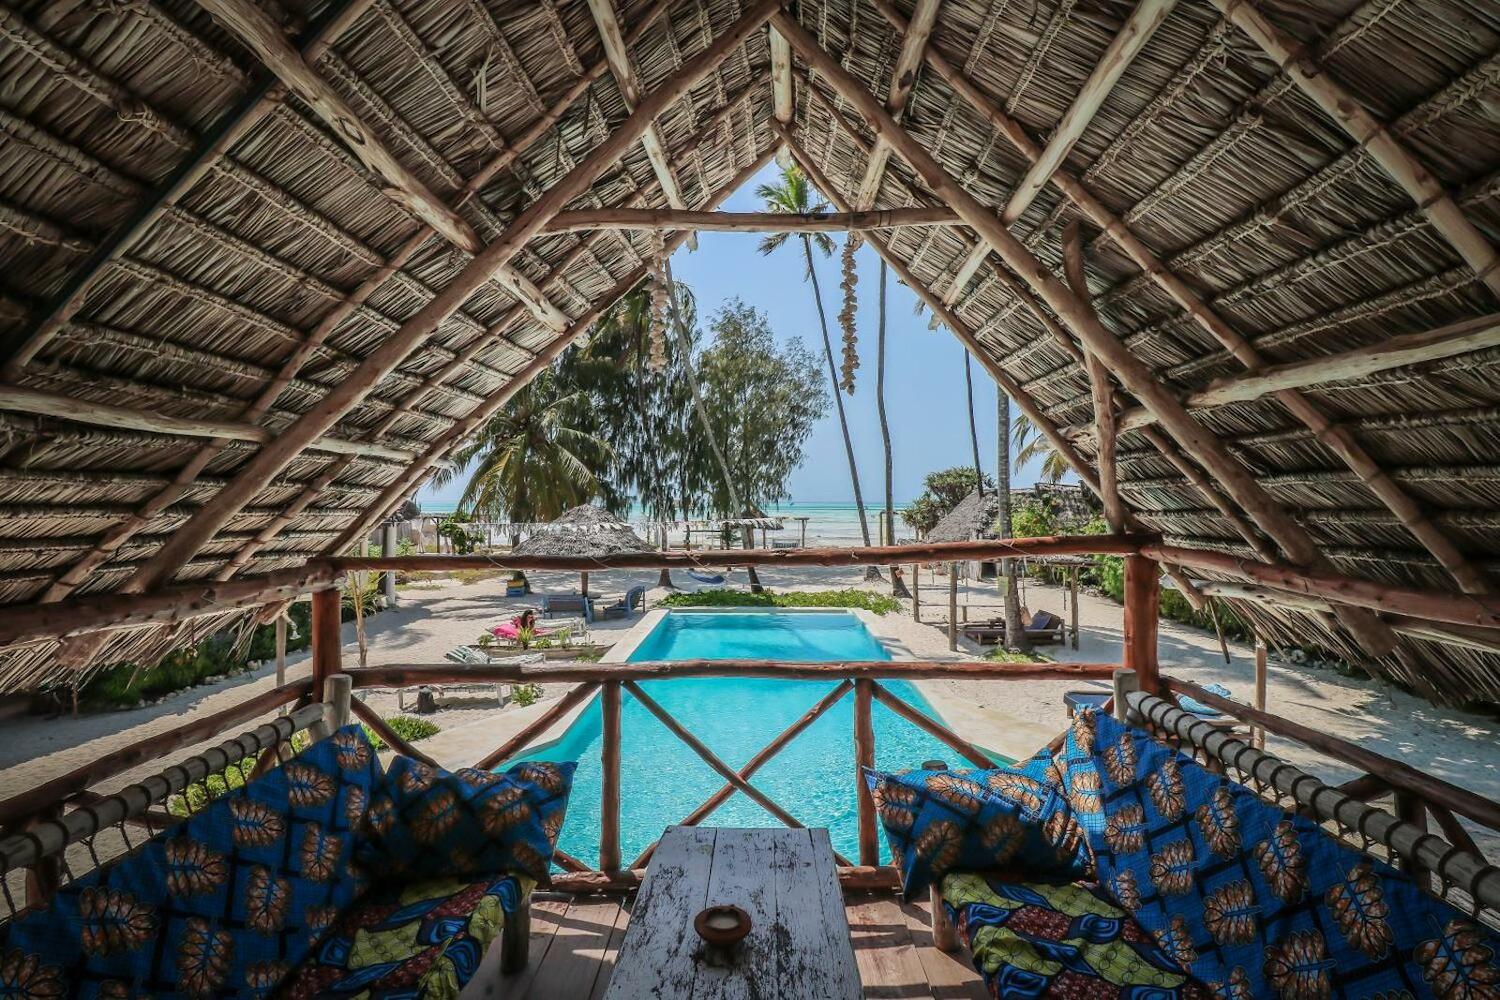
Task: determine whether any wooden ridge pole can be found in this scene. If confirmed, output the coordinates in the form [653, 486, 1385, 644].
[780, 128, 1213, 605]
[542, 206, 961, 232]
[128, 0, 781, 592]
[323, 144, 780, 555]
[771, 11, 1397, 659]
[866, 0, 1493, 599]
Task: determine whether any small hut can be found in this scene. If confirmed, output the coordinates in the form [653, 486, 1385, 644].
[510, 505, 650, 596]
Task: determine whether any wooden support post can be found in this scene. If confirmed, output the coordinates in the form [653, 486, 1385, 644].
[948, 563, 959, 651]
[931, 885, 960, 952]
[1111, 668, 1139, 724]
[274, 612, 288, 712]
[854, 679, 877, 867]
[382, 521, 398, 607]
[324, 672, 353, 730]
[1070, 567, 1081, 650]
[1253, 638, 1268, 750]
[600, 680, 622, 872]
[912, 563, 920, 621]
[1123, 556, 1159, 694]
[310, 585, 342, 692]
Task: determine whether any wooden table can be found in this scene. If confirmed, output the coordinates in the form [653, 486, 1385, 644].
[602, 826, 862, 999]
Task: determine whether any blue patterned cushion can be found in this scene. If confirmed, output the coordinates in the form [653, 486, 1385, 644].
[1082, 709, 1500, 998]
[357, 758, 574, 884]
[1, 724, 381, 998]
[865, 750, 1092, 900]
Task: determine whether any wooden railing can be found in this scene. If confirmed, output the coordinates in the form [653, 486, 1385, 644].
[344, 659, 1120, 891]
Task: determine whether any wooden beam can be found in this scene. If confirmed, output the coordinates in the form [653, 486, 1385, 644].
[586, 0, 695, 248]
[542, 206, 961, 232]
[600, 680, 621, 871]
[194, 0, 479, 253]
[1123, 555, 1160, 692]
[132, 0, 781, 591]
[853, 0, 941, 210]
[866, 0, 1492, 598]
[1061, 222, 1124, 532]
[345, 660, 1123, 687]
[776, 23, 1397, 655]
[853, 679, 878, 866]
[770, 26, 794, 125]
[323, 144, 780, 555]
[1209, 0, 1500, 302]
[1114, 312, 1500, 433]
[0, 383, 422, 464]
[869, 682, 992, 768]
[1006, 0, 1175, 224]
[475, 682, 600, 770]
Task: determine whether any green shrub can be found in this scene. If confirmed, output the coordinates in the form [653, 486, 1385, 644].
[363, 715, 441, 752]
[512, 683, 543, 707]
[1009, 501, 1056, 540]
[985, 648, 1055, 664]
[657, 588, 901, 615]
[81, 637, 255, 710]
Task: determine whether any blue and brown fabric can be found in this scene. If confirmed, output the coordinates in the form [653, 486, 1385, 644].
[356, 758, 575, 884]
[939, 871, 1211, 999]
[278, 872, 532, 999]
[1080, 708, 1500, 999]
[1, 723, 381, 998]
[864, 749, 1093, 900]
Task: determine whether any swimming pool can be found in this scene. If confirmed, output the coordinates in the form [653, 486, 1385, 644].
[510, 609, 1003, 866]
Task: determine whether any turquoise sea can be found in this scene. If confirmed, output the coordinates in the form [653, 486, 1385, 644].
[413, 500, 910, 547]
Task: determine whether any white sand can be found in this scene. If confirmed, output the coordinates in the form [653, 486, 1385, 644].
[3, 564, 1496, 860]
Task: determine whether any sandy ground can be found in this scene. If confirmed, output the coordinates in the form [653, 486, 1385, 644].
[3, 563, 1497, 861]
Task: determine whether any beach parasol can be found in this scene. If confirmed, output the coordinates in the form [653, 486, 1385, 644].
[510, 505, 650, 596]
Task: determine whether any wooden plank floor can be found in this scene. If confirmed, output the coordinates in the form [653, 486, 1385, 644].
[471, 890, 988, 999]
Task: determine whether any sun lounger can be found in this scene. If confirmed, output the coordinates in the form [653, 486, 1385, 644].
[415, 650, 547, 709]
[959, 610, 1066, 646]
[596, 584, 646, 620]
[540, 593, 591, 617]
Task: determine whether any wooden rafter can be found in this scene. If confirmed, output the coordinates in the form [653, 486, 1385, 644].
[774, 13, 1398, 657]
[1111, 312, 1500, 434]
[940, 0, 1172, 307]
[542, 206, 961, 232]
[194, 0, 478, 252]
[852, 0, 941, 211]
[1210, 0, 1500, 302]
[770, 26, 794, 125]
[1061, 223, 1124, 533]
[868, 0, 1496, 599]
[586, 0, 696, 248]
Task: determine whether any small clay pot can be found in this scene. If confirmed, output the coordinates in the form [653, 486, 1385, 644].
[694, 904, 751, 949]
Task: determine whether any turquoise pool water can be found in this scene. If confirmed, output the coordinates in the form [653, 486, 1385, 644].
[510, 610, 1003, 866]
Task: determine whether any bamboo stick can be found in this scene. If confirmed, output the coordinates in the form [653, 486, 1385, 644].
[854, 679, 878, 867]
[623, 681, 808, 831]
[131, 0, 782, 592]
[345, 660, 1121, 687]
[600, 681, 621, 871]
[869, 682, 992, 768]
[773, 11, 1397, 659]
[475, 682, 600, 770]
[541, 206, 961, 232]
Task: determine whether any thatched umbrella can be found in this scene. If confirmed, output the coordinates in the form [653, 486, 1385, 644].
[510, 505, 650, 596]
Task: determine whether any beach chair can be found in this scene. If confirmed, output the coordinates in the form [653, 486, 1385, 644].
[418, 650, 546, 709]
[540, 593, 591, 617]
[596, 585, 646, 620]
[1024, 609, 1066, 645]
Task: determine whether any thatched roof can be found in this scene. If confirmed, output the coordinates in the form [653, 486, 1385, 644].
[0, 0, 1498, 705]
[510, 505, 650, 558]
[926, 489, 1002, 543]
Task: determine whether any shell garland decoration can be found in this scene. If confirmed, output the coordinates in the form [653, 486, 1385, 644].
[838, 233, 860, 394]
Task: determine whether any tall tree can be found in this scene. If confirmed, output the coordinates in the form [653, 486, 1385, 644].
[875, 260, 910, 597]
[998, 395, 1028, 652]
[434, 368, 610, 535]
[757, 167, 876, 561]
[1012, 413, 1070, 483]
[964, 352, 984, 495]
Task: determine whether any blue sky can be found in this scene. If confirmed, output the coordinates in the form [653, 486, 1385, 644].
[420, 161, 1052, 509]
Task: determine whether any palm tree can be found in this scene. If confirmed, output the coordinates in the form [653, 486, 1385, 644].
[964, 352, 984, 495]
[997, 395, 1028, 652]
[433, 368, 610, 540]
[757, 166, 878, 574]
[1012, 412, 1070, 483]
[875, 260, 910, 597]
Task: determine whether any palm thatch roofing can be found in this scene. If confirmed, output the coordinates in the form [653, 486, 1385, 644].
[0, 0, 1499, 705]
[509, 505, 650, 558]
[926, 489, 1003, 543]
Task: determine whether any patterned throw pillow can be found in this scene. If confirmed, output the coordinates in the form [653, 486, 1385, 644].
[865, 749, 1093, 900]
[0, 723, 381, 998]
[357, 758, 575, 884]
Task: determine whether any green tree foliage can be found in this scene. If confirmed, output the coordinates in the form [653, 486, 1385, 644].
[434, 368, 611, 525]
[691, 299, 827, 514]
[1012, 412, 1070, 483]
[901, 466, 995, 534]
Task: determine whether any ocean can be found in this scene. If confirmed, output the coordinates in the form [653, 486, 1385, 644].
[413, 500, 910, 547]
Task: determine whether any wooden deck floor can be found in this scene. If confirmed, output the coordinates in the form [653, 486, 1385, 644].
[467, 890, 989, 999]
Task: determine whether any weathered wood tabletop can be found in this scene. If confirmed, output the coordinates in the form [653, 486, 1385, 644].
[601, 826, 862, 999]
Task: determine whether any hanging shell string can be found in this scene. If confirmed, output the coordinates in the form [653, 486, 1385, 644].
[648, 230, 669, 372]
[839, 232, 860, 393]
